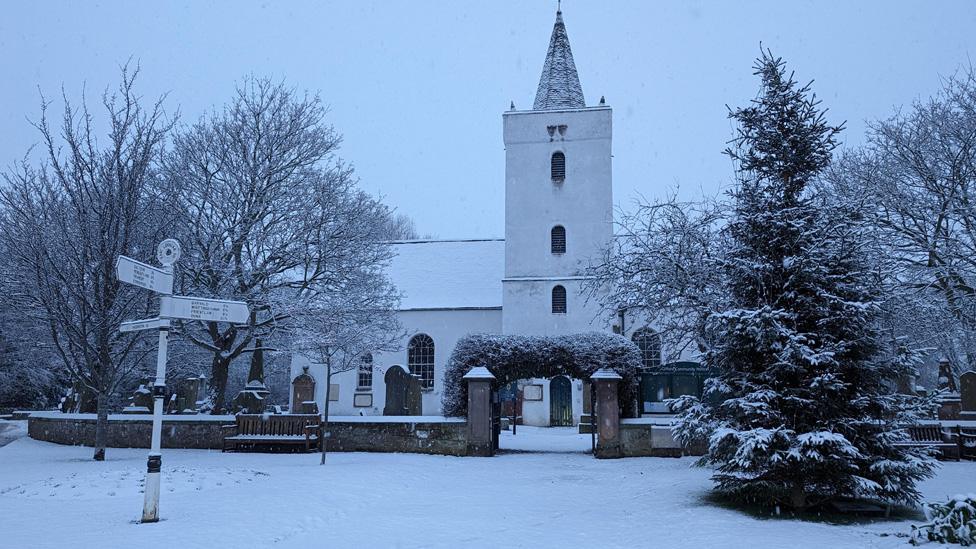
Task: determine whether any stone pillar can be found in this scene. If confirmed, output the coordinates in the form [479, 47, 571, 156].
[591, 368, 622, 459]
[464, 366, 496, 457]
[961, 371, 976, 418]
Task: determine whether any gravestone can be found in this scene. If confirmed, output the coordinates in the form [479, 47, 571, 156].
[292, 367, 316, 414]
[961, 371, 976, 413]
[938, 359, 958, 393]
[175, 376, 205, 414]
[383, 365, 422, 416]
[122, 382, 154, 414]
[58, 388, 78, 414]
[60, 381, 97, 413]
[233, 342, 272, 414]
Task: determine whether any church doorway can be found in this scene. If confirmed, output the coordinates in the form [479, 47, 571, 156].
[549, 376, 573, 426]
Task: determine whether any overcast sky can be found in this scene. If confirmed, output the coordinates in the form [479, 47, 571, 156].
[2, 1, 975, 238]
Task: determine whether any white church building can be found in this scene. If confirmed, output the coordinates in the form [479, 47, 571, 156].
[290, 8, 702, 425]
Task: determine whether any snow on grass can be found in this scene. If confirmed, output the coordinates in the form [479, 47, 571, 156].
[0, 432, 973, 549]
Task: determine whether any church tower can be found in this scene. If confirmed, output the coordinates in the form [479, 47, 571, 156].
[502, 7, 613, 336]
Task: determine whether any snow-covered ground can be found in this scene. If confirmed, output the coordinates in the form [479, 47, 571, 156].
[499, 425, 592, 453]
[0, 424, 972, 549]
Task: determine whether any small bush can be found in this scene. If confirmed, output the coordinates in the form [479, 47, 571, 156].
[911, 494, 976, 546]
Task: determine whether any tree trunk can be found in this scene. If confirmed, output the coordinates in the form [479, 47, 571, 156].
[789, 484, 808, 510]
[93, 390, 108, 461]
[209, 355, 231, 414]
[320, 356, 332, 465]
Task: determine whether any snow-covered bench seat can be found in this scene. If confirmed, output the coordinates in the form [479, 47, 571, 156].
[222, 414, 320, 453]
[895, 424, 960, 461]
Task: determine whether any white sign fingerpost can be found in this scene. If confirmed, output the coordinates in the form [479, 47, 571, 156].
[159, 295, 250, 324]
[116, 256, 174, 295]
[118, 239, 251, 524]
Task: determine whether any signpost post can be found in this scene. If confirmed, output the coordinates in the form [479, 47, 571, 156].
[116, 239, 250, 524]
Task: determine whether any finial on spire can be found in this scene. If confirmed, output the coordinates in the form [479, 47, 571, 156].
[557, 0, 562, 14]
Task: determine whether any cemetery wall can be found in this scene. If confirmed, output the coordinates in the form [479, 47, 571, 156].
[28, 413, 470, 455]
[618, 419, 705, 457]
[28, 413, 232, 449]
[325, 416, 468, 456]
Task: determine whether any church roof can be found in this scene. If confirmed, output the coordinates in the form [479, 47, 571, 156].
[387, 239, 504, 310]
[533, 8, 585, 110]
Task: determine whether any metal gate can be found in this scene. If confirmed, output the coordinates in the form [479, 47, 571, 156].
[549, 376, 573, 426]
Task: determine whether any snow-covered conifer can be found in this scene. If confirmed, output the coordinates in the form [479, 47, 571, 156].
[672, 50, 937, 509]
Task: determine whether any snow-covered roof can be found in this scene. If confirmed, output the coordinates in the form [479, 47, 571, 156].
[533, 9, 585, 110]
[387, 239, 504, 310]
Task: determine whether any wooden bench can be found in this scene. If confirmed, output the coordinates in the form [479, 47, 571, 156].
[895, 424, 960, 461]
[222, 414, 320, 453]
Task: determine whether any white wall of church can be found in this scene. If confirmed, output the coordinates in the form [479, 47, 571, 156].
[289, 308, 502, 416]
[501, 106, 613, 336]
[502, 106, 612, 279]
[518, 376, 586, 427]
[502, 278, 610, 336]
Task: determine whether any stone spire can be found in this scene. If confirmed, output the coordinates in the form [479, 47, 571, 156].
[533, 6, 585, 110]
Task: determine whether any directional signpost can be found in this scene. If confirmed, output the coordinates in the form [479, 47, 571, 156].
[160, 295, 249, 324]
[116, 256, 174, 295]
[120, 317, 170, 333]
[117, 239, 250, 524]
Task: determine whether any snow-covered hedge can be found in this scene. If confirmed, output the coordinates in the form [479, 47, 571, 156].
[441, 332, 641, 417]
[912, 494, 976, 546]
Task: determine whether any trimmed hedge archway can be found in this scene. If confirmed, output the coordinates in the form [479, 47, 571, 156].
[442, 332, 641, 417]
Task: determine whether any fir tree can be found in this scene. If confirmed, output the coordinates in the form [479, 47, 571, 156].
[673, 50, 936, 510]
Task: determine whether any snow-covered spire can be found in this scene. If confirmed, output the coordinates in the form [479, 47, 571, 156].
[533, 6, 585, 110]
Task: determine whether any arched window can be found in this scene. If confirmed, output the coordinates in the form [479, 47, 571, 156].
[551, 151, 566, 182]
[407, 334, 435, 390]
[358, 353, 373, 390]
[632, 328, 662, 370]
[551, 225, 566, 254]
[551, 285, 567, 314]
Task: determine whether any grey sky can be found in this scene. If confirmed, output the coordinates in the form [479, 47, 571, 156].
[2, 1, 974, 239]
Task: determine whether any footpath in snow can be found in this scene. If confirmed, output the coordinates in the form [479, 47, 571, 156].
[0, 426, 973, 549]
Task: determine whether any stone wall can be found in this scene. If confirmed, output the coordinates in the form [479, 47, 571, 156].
[619, 419, 705, 458]
[28, 412, 232, 449]
[324, 417, 468, 456]
[28, 413, 470, 456]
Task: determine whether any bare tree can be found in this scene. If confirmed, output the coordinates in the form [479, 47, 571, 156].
[289, 262, 402, 464]
[829, 67, 976, 376]
[586, 192, 726, 357]
[381, 212, 421, 241]
[0, 66, 173, 459]
[166, 77, 400, 412]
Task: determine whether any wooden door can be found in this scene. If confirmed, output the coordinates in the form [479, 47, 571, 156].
[549, 376, 573, 426]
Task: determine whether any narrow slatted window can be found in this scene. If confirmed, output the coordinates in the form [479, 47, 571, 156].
[552, 285, 567, 314]
[551, 225, 566, 254]
[408, 334, 435, 390]
[551, 151, 566, 182]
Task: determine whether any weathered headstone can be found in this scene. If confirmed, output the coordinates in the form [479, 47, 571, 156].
[122, 382, 154, 414]
[175, 376, 204, 414]
[961, 371, 976, 413]
[292, 367, 316, 414]
[58, 388, 78, 414]
[383, 366, 421, 416]
[232, 341, 272, 414]
[938, 359, 958, 393]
